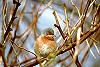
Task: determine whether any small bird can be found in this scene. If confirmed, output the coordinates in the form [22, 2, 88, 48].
[34, 28, 57, 57]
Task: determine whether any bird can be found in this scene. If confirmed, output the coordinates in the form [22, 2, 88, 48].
[34, 28, 57, 58]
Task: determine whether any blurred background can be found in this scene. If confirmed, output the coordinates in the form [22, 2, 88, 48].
[0, 0, 100, 67]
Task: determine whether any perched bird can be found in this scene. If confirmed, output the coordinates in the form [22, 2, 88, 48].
[34, 28, 57, 57]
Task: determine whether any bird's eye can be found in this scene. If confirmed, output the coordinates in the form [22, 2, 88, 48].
[46, 35, 54, 41]
[48, 38, 54, 41]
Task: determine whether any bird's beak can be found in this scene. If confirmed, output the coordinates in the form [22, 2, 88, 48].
[53, 35, 56, 37]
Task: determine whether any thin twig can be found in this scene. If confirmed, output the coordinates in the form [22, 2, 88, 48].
[10, 40, 37, 57]
[4, 0, 20, 41]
